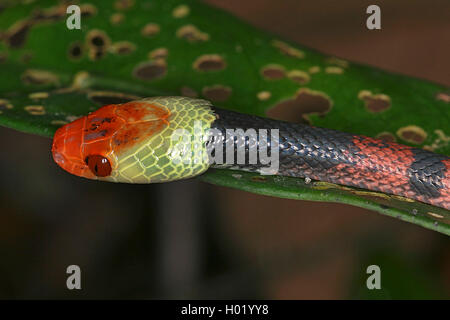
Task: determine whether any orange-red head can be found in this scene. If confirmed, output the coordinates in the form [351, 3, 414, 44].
[52, 96, 216, 183]
[52, 100, 170, 182]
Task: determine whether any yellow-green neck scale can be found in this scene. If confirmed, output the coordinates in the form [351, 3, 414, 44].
[109, 96, 216, 183]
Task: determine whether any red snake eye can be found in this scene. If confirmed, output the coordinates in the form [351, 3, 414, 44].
[85, 155, 112, 177]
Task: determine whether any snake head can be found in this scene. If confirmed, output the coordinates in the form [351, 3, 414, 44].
[52, 97, 216, 183]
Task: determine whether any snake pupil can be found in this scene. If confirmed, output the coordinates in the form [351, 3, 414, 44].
[85, 155, 112, 177]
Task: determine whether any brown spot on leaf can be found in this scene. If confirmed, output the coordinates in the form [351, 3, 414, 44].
[257, 91, 271, 101]
[24, 105, 45, 115]
[261, 64, 286, 80]
[376, 132, 396, 142]
[52, 71, 90, 94]
[193, 54, 226, 72]
[391, 195, 415, 203]
[110, 13, 124, 25]
[80, 4, 97, 17]
[313, 181, 352, 191]
[181, 86, 198, 98]
[427, 212, 444, 219]
[149, 47, 168, 60]
[172, 4, 190, 18]
[266, 88, 332, 123]
[87, 91, 141, 106]
[308, 66, 320, 74]
[365, 98, 390, 112]
[397, 125, 427, 144]
[89, 48, 106, 61]
[325, 66, 344, 74]
[251, 176, 267, 182]
[133, 60, 167, 80]
[71, 71, 90, 89]
[176, 25, 209, 43]
[271, 40, 304, 59]
[4, 20, 32, 48]
[0, 99, 13, 112]
[351, 190, 392, 201]
[29, 92, 49, 100]
[21, 69, 59, 85]
[114, 0, 135, 10]
[86, 29, 110, 61]
[358, 90, 391, 113]
[141, 23, 160, 37]
[423, 129, 449, 152]
[436, 92, 450, 103]
[35, 4, 92, 22]
[110, 41, 136, 55]
[325, 57, 349, 68]
[31, 5, 66, 23]
[68, 41, 83, 60]
[4, 4, 81, 48]
[51, 120, 68, 126]
[86, 29, 110, 49]
[202, 85, 232, 102]
[287, 70, 310, 85]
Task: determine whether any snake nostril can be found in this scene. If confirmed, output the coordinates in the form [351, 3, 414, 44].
[52, 152, 65, 165]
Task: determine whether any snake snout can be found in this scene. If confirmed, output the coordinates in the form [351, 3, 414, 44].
[51, 119, 94, 179]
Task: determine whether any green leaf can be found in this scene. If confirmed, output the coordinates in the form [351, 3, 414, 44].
[0, 0, 449, 234]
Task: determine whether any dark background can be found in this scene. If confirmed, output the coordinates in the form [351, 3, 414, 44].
[0, 0, 449, 299]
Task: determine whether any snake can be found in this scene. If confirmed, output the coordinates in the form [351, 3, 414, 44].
[52, 96, 450, 210]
